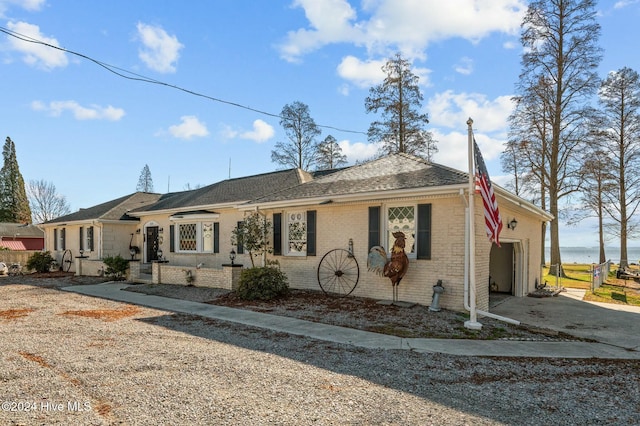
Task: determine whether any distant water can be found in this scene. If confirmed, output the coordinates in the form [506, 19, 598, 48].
[544, 247, 640, 264]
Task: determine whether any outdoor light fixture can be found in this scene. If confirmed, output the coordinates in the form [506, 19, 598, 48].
[79, 248, 84, 257]
[230, 249, 236, 265]
[348, 238, 354, 257]
[507, 218, 518, 230]
[130, 247, 137, 260]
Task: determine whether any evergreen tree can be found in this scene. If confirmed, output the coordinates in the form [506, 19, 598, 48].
[0, 137, 31, 223]
[365, 53, 436, 158]
[316, 135, 347, 170]
[136, 164, 154, 192]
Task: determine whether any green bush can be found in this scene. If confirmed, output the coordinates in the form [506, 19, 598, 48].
[102, 255, 129, 280]
[236, 266, 289, 300]
[26, 251, 56, 273]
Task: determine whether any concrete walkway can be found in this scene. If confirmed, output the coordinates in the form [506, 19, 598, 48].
[63, 283, 640, 360]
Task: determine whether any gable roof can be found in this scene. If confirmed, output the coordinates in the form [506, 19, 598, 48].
[43, 192, 162, 225]
[130, 168, 315, 214]
[245, 153, 469, 207]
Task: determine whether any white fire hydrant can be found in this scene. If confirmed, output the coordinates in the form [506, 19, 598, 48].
[429, 279, 445, 312]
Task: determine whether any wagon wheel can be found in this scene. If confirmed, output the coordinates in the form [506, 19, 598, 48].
[317, 248, 360, 297]
[61, 249, 73, 272]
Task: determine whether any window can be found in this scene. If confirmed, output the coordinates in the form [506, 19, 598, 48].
[273, 211, 316, 257]
[174, 222, 218, 253]
[54, 228, 66, 251]
[369, 204, 431, 260]
[387, 206, 416, 256]
[287, 211, 307, 255]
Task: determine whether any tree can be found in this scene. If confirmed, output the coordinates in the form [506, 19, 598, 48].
[136, 164, 154, 192]
[231, 211, 272, 267]
[316, 135, 347, 170]
[271, 101, 321, 170]
[0, 137, 31, 223]
[572, 148, 615, 264]
[510, 0, 602, 274]
[365, 53, 436, 159]
[592, 67, 640, 267]
[27, 179, 71, 223]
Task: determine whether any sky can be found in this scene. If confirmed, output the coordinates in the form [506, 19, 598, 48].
[1, 0, 639, 247]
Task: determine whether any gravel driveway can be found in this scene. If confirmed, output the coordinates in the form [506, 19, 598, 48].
[1, 276, 639, 425]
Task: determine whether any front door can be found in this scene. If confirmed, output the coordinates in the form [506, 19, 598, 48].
[146, 226, 159, 262]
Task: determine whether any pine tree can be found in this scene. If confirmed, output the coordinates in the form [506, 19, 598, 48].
[365, 53, 436, 158]
[316, 135, 347, 170]
[0, 137, 31, 223]
[136, 164, 154, 192]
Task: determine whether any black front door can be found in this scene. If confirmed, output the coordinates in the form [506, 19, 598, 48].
[146, 227, 159, 262]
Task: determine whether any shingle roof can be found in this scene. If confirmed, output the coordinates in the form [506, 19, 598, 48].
[248, 153, 469, 204]
[44, 192, 162, 224]
[135, 168, 312, 212]
[0, 223, 44, 238]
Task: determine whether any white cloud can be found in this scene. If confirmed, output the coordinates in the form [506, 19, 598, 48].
[337, 56, 387, 88]
[454, 57, 473, 75]
[168, 116, 209, 140]
[0, 0, 45, 16]
[427, 90, 514, 134]
[338, 139, 380, 163]
[614, 0, 640, 9]
[239, 119, 275, 143]
[31, 100, 125, 121]
[6, 21, 68, 70]
[279, 0, 526, 62]
[337, 55, 431, 89]
[136, 22, 183, 73]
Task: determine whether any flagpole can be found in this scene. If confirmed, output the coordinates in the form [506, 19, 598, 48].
[465, 117, 482, 330]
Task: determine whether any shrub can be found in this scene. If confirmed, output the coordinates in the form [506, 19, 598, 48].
[102, 255, 129, 280]
[26, 251, 56, 273]
[236, 266, 289, 300]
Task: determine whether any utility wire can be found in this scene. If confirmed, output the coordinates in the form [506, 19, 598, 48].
[0, 25, 367, 136]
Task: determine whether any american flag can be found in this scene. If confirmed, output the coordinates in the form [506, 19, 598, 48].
[474, 138, 502, 246]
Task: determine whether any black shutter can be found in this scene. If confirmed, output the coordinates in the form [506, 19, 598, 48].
[306, 210, 316, 256]
[214, 222, 219, 254]
[417, 204, 432, 260]
[79, 227, 84, 251]
[368, 206, 380, 249]
[273, 213, 282, 256]
[236, 221, 244, 254]
[61, 228, 66, 250]
[54, 228, 58, 251]
[169, 225, 175, 252]
[88, 226, 94, 251]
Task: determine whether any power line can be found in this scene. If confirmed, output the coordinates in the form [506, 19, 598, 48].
[0, 26, 367, 136]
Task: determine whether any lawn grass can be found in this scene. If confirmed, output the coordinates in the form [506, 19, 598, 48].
[542, 263, 640, 307]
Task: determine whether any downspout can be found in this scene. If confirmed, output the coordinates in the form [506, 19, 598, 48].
[460, 188, 520, 326]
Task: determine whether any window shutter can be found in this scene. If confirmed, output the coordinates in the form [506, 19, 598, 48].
[368, 206, 380, 250]
[214, 222, 220, 254]
[79, 227, 84, 251]
[169, 225, 175, 252]
[306, 210, 316, 256]
[54, 229, 58, 251]
[273, 213, 282, 256]
[61, 228, 66, 250]
[417, 204, 432, 260]
[236, 221, 245, 254]
[88, 226, 94, 251]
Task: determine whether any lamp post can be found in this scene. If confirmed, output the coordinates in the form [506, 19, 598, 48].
[230, 249, 236, 266]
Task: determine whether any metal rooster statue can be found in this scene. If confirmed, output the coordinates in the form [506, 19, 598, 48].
[367, 231, 410, 302]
